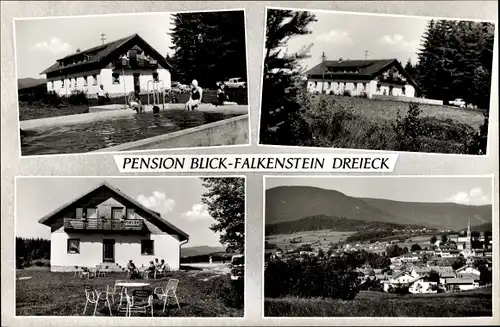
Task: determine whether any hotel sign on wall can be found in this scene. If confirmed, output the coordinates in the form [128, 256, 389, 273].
[124, 220, 141, 226]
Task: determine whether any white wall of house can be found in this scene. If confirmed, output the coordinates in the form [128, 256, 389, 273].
[307, 78, 415, 99]
[367, 81, 415, 99]
[50, 227, 182, 272]
[409, 280, 438, 294]
[45, 67, 171, 98]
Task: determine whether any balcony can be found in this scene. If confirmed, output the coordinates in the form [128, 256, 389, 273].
[64, 218, 148, 233]
[113, 59, 158, 70]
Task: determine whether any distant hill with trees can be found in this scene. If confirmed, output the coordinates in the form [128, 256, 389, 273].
[265, 186, 492, 231]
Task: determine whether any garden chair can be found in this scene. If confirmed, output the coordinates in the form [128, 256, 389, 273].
[153, 278, 180, 312]
[111, 280, 127, 310]
[80, 267, 90, 279]
[124, 289, 154, 317]
[98, 266, 109, 278]
[82, 284, 112, 316]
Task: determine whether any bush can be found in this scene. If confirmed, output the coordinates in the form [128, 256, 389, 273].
[44, 91, 62, 107]
[202, 276, 244, 309]
[68, 90, 88, 105]
[392, 102, 423, 152]
[343, 90, 351, 97]
[463, 114, 489, 155]
[265, 257, 360, 300]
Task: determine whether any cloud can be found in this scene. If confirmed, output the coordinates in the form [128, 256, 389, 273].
[34, 38, 72, 54]
[136, 191, 175, 213]
[184, 203, 211, 221]
[380, 34, 419, 48]
[316, 30, 353, 45]
[447, 187, 489, 205]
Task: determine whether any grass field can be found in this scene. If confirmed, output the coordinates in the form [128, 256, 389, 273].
[330, 96, 486, 130]
[16, 268, 243, 317]
[264, 287, 492, 317]
[301, 95, 488, 154]
[266, 230, 356, 251]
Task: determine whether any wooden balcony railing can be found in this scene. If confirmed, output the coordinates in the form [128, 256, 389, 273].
[63, 218, 147, 233]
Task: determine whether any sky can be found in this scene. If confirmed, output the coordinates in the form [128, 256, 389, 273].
[16, 177, 225, 247]
[15, 13, 175, 79]
[265, 177, 493, 206]
[281, 10, 430, 71]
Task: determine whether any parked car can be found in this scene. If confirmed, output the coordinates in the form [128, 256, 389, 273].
[449, 98, 466, 108]
[230, 254, 244, 281]
[224, 77, 246, 89]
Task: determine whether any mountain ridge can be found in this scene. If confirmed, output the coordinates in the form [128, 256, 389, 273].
[265, 186, 492, 230]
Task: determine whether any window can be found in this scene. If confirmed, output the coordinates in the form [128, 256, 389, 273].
[141, 240, 154, 255]
[324, 81, 330, 88]
[153, 72, 159, 82]
[67, 239, 80, 254]
[92, 74, 98, 86]
[362, 83, 366, 90]
[61, 79, 65, 87]
[48, 81, 53, 90]
[354, 82, 358, 89]
[402, 86, 406, 95]
[112, 73, 120, 85]
[377, 83, 381, 92]
[83, 76, 88, 87]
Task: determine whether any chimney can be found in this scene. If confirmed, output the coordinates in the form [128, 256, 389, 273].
[76, 48, 81, 53]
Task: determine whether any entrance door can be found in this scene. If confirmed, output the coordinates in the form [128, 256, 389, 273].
[133, 73, 140, 93]
[103, 239, 115, 262]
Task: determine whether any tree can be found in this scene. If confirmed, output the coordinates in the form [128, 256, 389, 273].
[428, 270, 440, 283]
[410, 244, 422, 252]
[416, 19, 494, 109]
[317, 248, 325, 258]
[386, 244, 403, 258]
[200, 178, 245, 253]
[260, 9, 317, 145]
[169, 11, 247, 86]
[452, 256, 467, 270]
[441, 234, 448, 244]
[430, 235, 437, 244]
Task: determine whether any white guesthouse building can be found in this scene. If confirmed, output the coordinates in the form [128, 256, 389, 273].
[40, 34, 172, 98]
[39, 181, 189, 272]
[305, 58, 417, 99]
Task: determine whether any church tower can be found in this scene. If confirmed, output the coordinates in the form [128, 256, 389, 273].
[465, 218, 472, 252]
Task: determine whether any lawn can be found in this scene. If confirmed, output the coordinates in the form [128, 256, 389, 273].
[298, 95, 489, 154]
[330, 96, 487, 130]
[16, 268, 243, 317]
[264, 287, 493, 317]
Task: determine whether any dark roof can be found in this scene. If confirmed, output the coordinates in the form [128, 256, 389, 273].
[305, 58, 417, 87]
[38, 181, 188, 241]
[40, 34, 172, 76]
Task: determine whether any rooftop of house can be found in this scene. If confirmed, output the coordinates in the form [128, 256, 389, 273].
[445, 278, 476, 284]
[304, 58, 418, 87]
[37, 181, 188, 241]
[40, 33, 172, 76]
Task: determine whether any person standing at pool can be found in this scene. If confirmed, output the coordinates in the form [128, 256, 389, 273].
[185, 79, 203, 111]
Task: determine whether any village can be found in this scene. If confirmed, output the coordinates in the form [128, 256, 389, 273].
[265, 220, 493, 295]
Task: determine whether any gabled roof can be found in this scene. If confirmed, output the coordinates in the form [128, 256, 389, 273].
[38, 181, 188, 241]
[40, 33, 172, 76]
[305, 58, 418, 87]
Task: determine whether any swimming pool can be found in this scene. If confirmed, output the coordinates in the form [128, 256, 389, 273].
[21, 110, 240, 156]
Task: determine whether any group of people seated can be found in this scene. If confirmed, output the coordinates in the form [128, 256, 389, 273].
[126, 258, 169, 279]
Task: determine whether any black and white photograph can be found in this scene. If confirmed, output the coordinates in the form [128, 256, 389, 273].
[263, 176, 493, 317]
[15, 176, 245, 317]
[259, 8, 495, 155]
[15, 10, 249, 156]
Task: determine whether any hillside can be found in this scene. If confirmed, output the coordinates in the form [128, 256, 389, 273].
[265, 186, 492, 230]
[265, 215, 428, 236]
[180, 246, 226, 258]
[18, 78, 46, 90]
